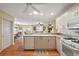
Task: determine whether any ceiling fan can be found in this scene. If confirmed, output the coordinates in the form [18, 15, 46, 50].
[23, 3, 40, 13]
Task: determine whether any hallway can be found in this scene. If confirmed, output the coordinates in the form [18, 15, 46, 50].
[0, 39, 59, 56]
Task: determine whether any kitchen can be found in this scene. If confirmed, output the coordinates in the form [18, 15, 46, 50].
[0, 3, 79, 56]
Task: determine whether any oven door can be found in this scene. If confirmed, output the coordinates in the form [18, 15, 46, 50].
[61, 43, 74, 56]
[61, 41, 79, 56]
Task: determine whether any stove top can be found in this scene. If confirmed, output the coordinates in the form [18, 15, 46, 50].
[62, 37, 79, 49]
[72, 40, 79, 43]
[63, 37, 79, 44]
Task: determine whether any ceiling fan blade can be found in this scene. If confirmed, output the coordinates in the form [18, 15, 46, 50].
[23, 3, 30, 13]
[31, 4, 40, 13]
[23, 3, 40, 13]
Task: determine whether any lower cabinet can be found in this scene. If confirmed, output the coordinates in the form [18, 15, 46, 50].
[34, 36, 56, 50]
[24, 36, 56, 50]
[35, 36, 49, 49]
[24, 36, 34, 49]
[49, 36, 56, 49]
[56, 37, 61, 53]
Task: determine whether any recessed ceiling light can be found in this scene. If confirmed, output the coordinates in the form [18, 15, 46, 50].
[50, 12, 54, 15]
[33, 11, 39, 15]
[40, 13, 44, 15]
[28, 13, 32, 15]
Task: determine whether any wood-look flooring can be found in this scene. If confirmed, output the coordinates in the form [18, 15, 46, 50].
[0, 39, 60, 56]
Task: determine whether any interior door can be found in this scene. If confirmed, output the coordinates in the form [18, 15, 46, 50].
[2, 18, 12, 49]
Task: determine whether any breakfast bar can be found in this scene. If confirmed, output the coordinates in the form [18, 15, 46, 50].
[23, 33, 58, 50]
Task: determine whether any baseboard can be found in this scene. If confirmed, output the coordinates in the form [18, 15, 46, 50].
[24, 49, 35, 51]
[24, 49, 57, 51]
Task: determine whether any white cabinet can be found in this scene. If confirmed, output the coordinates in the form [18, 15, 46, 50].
[35, 36, 49, 49]
[49, 36, 56, 49]
[56, 37, 61, 53]
[41, 37, 49, 49]
[34, 36, 56, 50]
[24, 36, 56, 50]
[24, 37, 34, 49]
[34, 36, 41, 49]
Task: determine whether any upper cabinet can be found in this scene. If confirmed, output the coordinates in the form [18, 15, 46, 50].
[56, 4, 79, 33]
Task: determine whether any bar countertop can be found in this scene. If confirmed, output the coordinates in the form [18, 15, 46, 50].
[23, 33, 61, 37]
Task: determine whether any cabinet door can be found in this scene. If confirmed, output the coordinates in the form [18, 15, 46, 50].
[56, 37, 61, 53]
[49, 36, 56, 49]
[35, 36, 49, 49]
[34, 36, 41, 49]
[41, 36, 49, 49]
[24, 37, 34, 49]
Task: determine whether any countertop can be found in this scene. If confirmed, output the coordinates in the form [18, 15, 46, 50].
[23, 33, 72, 39]
[23, 33, 61, 37]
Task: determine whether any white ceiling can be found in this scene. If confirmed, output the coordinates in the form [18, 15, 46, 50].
[0, 3, 75, 25]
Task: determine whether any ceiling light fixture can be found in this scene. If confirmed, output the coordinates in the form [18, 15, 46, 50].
[33, 11, 39, 15]
[50, 12, 54, 15]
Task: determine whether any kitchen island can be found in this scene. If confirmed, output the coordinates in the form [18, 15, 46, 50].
[23, 33, 58, 50]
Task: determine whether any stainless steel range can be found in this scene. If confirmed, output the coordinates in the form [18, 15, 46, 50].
[60, 37, 79, 56]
